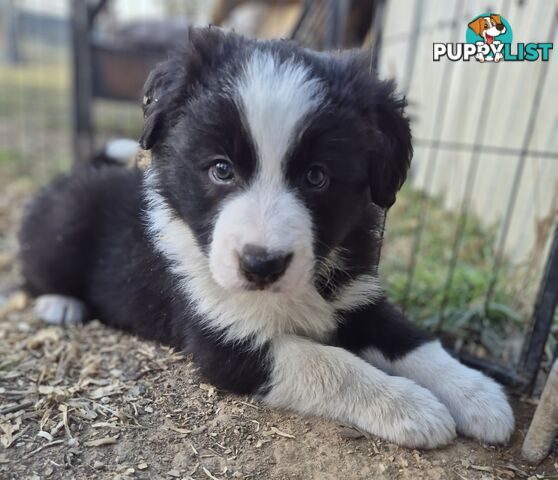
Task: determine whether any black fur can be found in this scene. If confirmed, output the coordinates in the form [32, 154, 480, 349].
[19, 28, 421, 397]
[335, 299, 432, 360]
[20, 162, 273, 392]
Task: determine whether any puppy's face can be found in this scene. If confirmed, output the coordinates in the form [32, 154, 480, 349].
[141, 29, 411, 295]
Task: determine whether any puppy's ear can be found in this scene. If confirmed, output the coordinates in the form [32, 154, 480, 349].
[328, 50, 413, 208]
[468, 17, 484, 36]
[367, 81, 413, 208]
[139, 58, 181, 150]
[139, 27, 231, 150]
[333, 52, 412, 208]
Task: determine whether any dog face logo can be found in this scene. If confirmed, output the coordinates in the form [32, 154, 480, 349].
[466, 13, 512, 62]
[468, 15, 506, 45]
[434, 13, 552, 62]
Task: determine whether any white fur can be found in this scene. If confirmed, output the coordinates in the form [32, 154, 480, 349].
[235, 50, 325, 183]
[316, 247, 383, 311]
[144, 174, 381, 344]
[145, 178, 333, 343]
[362, 341, 515, 444]
[207, 50, 326, 292]
[264, 335, 456, 449]
[208, 186, 314, 294]
[331, 274, 382, 311]
[35, 294, 86, 326]
[105, 138, 139, 164]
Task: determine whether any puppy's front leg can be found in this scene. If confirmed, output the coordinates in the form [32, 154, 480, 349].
[264, 335, 456, 449]
[337, 299, 515, 444]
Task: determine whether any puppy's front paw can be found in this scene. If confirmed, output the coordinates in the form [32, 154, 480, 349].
[446, 372, 514, 444]
[370, 378, 457, 449]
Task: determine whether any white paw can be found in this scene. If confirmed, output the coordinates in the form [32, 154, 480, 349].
[35, 294, 87, 326]
[443, 371, 514, 444]
[366, 377, 457, 449]
[363, 342, 514, 445]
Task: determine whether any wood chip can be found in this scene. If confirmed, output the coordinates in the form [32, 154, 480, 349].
[25, 327, 59, 349]
[88, 384, 123, 399]
[199, 383, 216, 397]
[338, 427, 364, 439]
[0, 292, 27, 318]
[22, 440, 65, 460]
[0, 423, 14, 448]
[470, 464, 493, 472]
[59, 404, 72, 438]
[202, 466, 220, 480]
[262, 426, 295, 439]
[0, 400, 33, 415]
[84, 434, 119, 447]
[169, 425, 192, 435]
[37, 385, 66, 397]
[37, 430, 54, 442]
[92, 422, 120, 430]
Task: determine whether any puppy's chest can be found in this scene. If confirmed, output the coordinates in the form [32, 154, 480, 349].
[187, 275, 340, 343]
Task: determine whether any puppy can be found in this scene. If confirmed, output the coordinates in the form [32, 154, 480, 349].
[19, 27, 514, 449]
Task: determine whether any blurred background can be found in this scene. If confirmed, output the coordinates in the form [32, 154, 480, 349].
[0, 0, 557, 391]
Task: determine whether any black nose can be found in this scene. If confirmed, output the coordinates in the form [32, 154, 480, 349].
[496, 24, 505, 31]
[239, 245, 293, 288]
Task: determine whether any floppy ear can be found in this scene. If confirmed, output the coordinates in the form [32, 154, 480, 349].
[468, 17, 484, 36]
[491, 14, 502, 25]
[139, 58, 181, 150]
[367, 82, 413, 208]
[330, 52, 412, 208]
[139, 27, 232, 150]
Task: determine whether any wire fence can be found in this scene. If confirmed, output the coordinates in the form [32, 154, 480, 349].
[377, 0, 558, 390]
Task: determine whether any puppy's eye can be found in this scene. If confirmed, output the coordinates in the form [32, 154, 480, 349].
[304, 165, 329, 190]
[209, 159, 235, 184]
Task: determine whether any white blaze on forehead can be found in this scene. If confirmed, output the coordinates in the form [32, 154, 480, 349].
[236, 50, 325, 183]
[204, 49, 325, 295]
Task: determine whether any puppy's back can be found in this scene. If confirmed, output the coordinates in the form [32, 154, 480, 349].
[19, 164, 143, 299]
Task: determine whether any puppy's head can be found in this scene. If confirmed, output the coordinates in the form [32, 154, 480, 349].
[142, 28, 411, 294]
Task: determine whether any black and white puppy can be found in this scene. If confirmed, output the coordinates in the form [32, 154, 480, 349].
[19, 28, 514, 449]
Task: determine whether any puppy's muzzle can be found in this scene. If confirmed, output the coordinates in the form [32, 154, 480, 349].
[239, 245, 293, 289]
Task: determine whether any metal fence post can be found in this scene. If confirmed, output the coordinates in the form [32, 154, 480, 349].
[519, 220, 558, 392]
[4, 0, 22, 64]
[324, 0, 350, 49]
[71, 0, 94, 163]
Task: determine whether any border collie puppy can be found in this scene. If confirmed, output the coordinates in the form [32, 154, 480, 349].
[19, 27, 514, 449]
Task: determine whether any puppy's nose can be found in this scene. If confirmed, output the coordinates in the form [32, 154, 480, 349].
[239, 245, 293, 287]
[496, 24, 505, 31]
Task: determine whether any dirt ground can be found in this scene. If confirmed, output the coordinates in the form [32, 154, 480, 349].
[1, 181, 557, 480]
